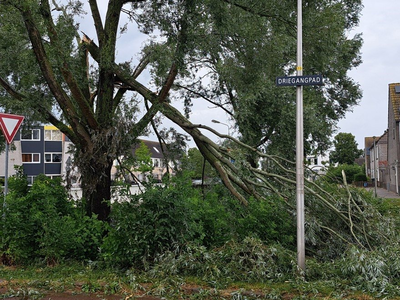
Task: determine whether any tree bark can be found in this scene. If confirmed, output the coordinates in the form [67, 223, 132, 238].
[81, 157, 113, 222]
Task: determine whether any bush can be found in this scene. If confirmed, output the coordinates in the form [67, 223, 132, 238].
[353, 172, 367, 182]
[150, 237, 296, 285]
[192, 184, 295, 249]
[101, 176, 204, 268]
[237, 197, 295, 248]
[0, 174, 104, 264]
[325, 164, 363, 184]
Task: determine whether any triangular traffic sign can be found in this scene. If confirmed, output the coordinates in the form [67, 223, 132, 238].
[0, 113, 24, 144]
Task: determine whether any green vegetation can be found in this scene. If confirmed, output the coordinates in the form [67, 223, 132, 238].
[0, 0, 363, 221]
[325, 164, 365, 184]
[330, 133, 364, 165]
[1, 171, 400, 299]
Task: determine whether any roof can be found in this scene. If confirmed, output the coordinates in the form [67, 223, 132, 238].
[389, 83, 400, 121]
[366, 131, 388, 150]
[133, 139, 167, 159]
[364, 137, 374, 150]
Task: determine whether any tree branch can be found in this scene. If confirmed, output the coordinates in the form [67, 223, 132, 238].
[41, 0, 98, 129]
[88, 0, 105, 46]
[0, 77, 76, 142]
[175, 84, 234, 117]
[21, 8, 92, 147]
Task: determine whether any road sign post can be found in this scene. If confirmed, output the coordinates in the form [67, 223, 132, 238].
[296, 0, 305, 272]
[0, 113, 24, 220]
[275, 0, 324, 272]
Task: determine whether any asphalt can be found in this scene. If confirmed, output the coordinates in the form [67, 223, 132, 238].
[365, 187, 400, 199]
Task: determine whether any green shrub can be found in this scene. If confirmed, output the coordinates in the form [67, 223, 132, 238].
[0, 174, 104, 264]
[193, 184, 238, 247]
[237, 197, 295, 248]
[101, 176, 204, 268]
[353, 172, 367, 182]
[150, 237, 296, 285]
[325, 164, 363, 184]
[189, 182, 295, 249]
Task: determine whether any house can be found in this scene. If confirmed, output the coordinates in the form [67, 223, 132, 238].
[367, 131, 388, 188]
[305, 154, 329, 180]
[364, 136, 374, 178]
[111, 139, 176, 184]
[387, 83, 400, 193]
[0, 125, 72, 185]
[0, 124, 176, 187]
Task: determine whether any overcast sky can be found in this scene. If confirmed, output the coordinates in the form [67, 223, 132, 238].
[338, 0, 400, 149]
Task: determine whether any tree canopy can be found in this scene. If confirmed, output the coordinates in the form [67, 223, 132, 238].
[330, 132, 363, 165]
[0, 0, 363, 221]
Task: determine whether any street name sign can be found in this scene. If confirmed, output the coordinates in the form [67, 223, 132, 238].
[0, 113, 24, 144]
[276, 75, 323, 87]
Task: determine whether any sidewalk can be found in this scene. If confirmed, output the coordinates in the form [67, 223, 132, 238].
[365, 187, 400, 199]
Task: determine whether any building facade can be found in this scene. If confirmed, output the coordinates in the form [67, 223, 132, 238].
[0, 125, 73, 185]
[305, 154, 329, 180]
[387, 83, 400, 193]
[111, 139, 176, 184]
[368, 132, 388, 188]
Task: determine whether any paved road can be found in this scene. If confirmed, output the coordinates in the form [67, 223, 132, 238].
[365, 187, 400, 199]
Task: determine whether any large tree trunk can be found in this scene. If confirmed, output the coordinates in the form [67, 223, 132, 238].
[75, 132, 116, 222]
[81, 157, 112, 222]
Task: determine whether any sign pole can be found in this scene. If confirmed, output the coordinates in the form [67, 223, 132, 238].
[4, 142, 9, 196]
[0, 113, 24, 221]
[296, 0, 306, 271]
[3, 142, 9, 221]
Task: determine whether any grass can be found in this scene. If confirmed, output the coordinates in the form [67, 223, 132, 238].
[1, 262, 399, 299]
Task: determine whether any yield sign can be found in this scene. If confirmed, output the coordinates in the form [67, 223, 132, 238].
[0, 113, 24, 144]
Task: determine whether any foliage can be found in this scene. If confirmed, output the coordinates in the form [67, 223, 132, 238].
[180, 148, 217, 180]
[353, 172, 367, 182]
[132, 141, 154, 174]
[330, 132, 363, 165]
[194, 185, 295, 248]
[0, 174, 104, 264]
[325, 163, 364, 184]
[339, 246, 400, 295]
[101, 175, 204, 268]
[102, 174, 298, 268]
[0, 0, 363, 221]
[0, 175, 400, 298]
[150, 238, 296, 286]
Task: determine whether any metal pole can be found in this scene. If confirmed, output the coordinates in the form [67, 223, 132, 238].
[396, 160, 399, 194]
[3, 142, 9, 220]
[211, 119, 230, 136]
[373, 137, 377, 197]
[296, 0, 305, 271]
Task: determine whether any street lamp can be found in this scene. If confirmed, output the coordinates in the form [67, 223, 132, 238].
[373, 136, 378, 197]
[211, 119, 230, 135]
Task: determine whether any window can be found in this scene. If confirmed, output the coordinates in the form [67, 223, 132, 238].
[27, 176, 36, 186]
[22, 153, 40, 163]
[44, 129, 62, 141]
[153, 158, 159, 167]
[46, 175, 61, 180]
[45, 153, 62, 163]
[21, 129, 40, 140]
